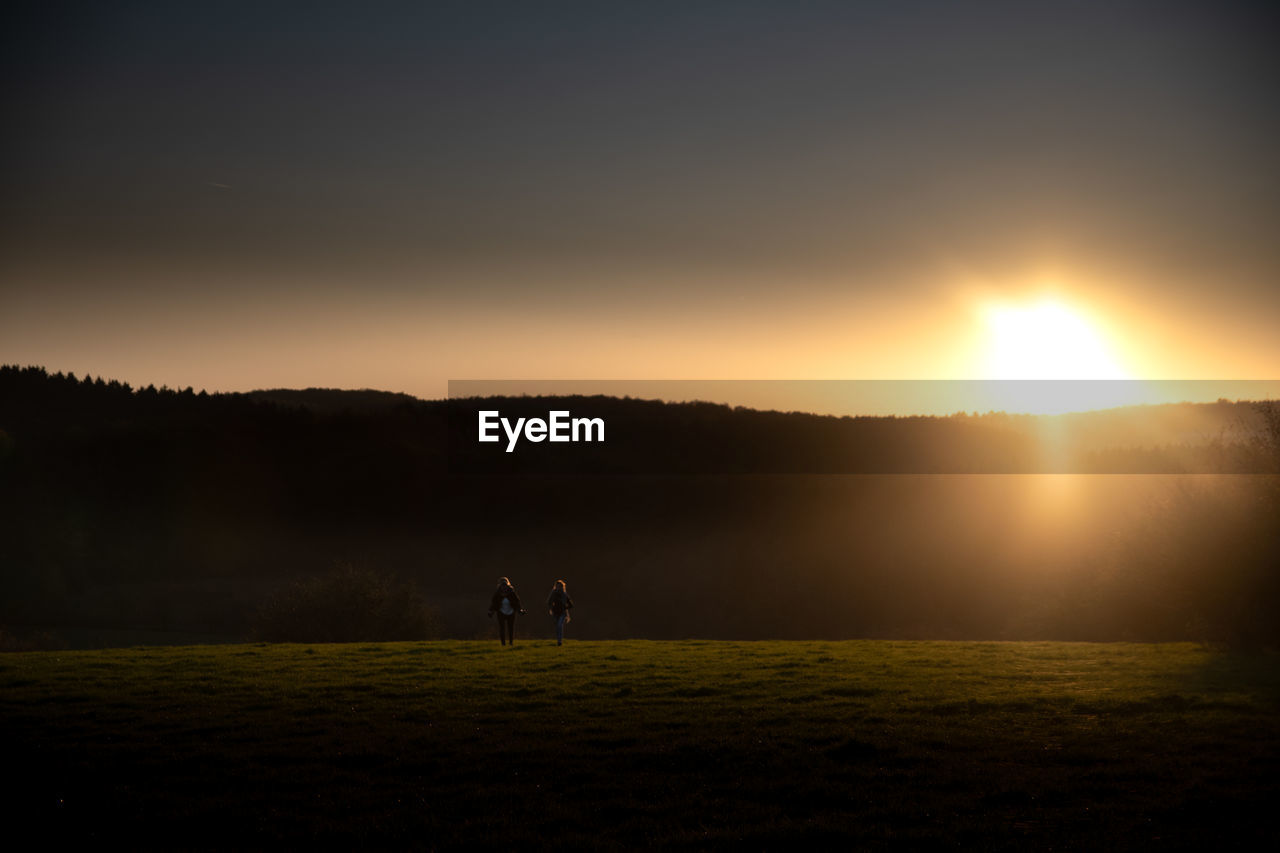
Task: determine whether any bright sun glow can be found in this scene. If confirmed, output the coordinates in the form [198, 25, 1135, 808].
[982, 300, 1129, 380]
[977, 298, 1138, 414]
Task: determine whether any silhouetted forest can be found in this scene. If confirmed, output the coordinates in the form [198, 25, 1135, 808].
[2, 365, 1277, 647]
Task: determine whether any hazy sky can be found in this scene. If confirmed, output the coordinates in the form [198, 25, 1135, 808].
[3, 1, 1277, 399]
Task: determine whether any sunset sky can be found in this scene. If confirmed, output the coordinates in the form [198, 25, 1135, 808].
[3, 1, 1277, 405]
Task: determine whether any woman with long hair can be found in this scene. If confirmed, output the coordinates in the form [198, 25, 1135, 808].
[546, 580, 574, 646]
[487, 577, 525, 646]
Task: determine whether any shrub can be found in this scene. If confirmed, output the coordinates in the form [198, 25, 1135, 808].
[0, 626, 63, 652]
[252, 564, 439, 643]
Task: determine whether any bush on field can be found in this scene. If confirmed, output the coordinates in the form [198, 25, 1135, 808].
[252, 564, 438, 642]
[0, 626, 63, 652]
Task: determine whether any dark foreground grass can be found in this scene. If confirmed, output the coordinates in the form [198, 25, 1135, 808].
[3, 640, 1278, 850]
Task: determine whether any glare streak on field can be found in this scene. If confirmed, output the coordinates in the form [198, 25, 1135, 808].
[3, 641, 1277, 849]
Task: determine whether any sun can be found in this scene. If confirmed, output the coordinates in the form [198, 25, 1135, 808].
[981, 299, 1129, 380]
[973, 297, 1140, 413]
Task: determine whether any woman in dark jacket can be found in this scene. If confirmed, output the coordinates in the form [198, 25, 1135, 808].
[488, 577, 525, 645]
[546, 580, 574, 646]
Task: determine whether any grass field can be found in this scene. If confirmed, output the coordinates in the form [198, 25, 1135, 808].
[3, 640, 1278, 849]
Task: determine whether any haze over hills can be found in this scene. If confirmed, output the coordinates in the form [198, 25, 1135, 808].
[188, 377, 1280, 469]
[2, 365, 1277, 648]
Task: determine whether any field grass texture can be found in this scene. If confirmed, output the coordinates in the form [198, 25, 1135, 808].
[3, 640, 1278, 849]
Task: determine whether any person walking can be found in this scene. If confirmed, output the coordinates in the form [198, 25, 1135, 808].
[488, 577, 525, 645]
[546, 579, 574, 646]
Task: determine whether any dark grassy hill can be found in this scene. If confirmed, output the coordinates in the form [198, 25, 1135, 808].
[3, 640, 1277, 849]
